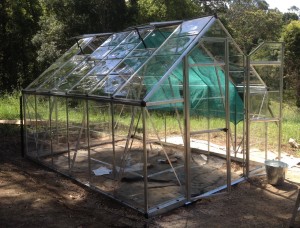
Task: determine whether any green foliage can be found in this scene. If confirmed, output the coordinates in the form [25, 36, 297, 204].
[32, 13, 65, 68]
[32, 0, 129, 76]
[281, 20, 300, 107]
[282, 12, 299, 25]
[0, 0, 42, 93]
[0, 92, 20, 120]
[136, 0, 201, 23]
[222, 1, 283, 53]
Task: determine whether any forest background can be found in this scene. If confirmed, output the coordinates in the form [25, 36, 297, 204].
[0, 0, 300, 107]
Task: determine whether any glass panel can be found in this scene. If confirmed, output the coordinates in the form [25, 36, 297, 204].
[69, 75, 106, 95]
[252, 65, 281, 90]
[250, 43, 283, 63]
[87, 35, 110, 52]
[203, 20, 228, 38]
[50, 97, 69, 171]
[101, 31, 131, 46]
[89, 46, 115, 60]
[91, 74, 129, 97]
[37, 55, 86, 91]
[146, 71, 183, 105]
[145, 107, 185, 209]
[172, 16, 213, 37]
[135, 28, 173, 49]
[55, 61, 97, 92]
[229, 42, 245, 86]
[67, 98, 89, 183]
[27, 38, 93, 90]
[92, 59, 122, 75]
[200, 40, 226, 63]
[113, 57, 148, 75]
[35, 96, 51, 160]
[107, 43, 137, 59]
[27, 63, 63, 90]
[156, 35, 196, 55]
[115, 55, 180, 100]
[68, 59, 121, 95]
[110, 104, 145, 211]
[24, 95, 37, 158]
[128, 48, 155, 57]
[121, 29, 152, 44]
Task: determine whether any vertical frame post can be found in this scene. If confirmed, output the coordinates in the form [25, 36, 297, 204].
[49, 96, 54, 165]
[20, 95, 25, 157]
[86, 99, 91, 181]
[183, 55, 191, 202]
[225, 38, 231, 191]
[34, 95, 39, 158]
[245, 56, 251, 177]
[278, 43, 284, 160]
[142, 106, 148, 214]
[111, 102, 116, 179]
[66, 98, 70, 169]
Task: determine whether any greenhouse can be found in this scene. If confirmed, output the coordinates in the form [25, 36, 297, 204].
[21, 15, 284, 217]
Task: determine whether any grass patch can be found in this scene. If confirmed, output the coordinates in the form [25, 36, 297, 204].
[1, 93, 300, 151]
[0, 92, 21, 120]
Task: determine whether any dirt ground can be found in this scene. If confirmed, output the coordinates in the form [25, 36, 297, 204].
[1, 132, 300, 228]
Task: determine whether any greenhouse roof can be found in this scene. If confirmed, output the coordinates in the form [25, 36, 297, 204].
[25, 15, 248, 114]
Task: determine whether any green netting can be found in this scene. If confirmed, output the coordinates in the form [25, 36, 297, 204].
[146, 49, 244, 124]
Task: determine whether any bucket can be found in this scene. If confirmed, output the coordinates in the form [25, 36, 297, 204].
[265, 160, 288, 186]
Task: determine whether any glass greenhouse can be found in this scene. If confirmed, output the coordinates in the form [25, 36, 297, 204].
[21, 15, 284, 217]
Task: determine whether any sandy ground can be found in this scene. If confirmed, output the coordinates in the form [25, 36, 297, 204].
[1, 133, 300, 228]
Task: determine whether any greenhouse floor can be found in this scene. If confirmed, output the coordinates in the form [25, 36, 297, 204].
[31, 136, 245, 210]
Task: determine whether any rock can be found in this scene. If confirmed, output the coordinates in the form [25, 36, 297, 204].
[288, 138, 299, 149]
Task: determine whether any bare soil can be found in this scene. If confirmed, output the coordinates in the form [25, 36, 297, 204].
[1, 132, 300, 228]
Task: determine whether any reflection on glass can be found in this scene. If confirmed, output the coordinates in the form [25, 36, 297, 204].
[107, 43, 137, 59]
[58, 37, 92, 62]
[55, 61, 96, 91]
[90, 46, 114, 60]
[37, 55, 86, 91]
[27, 64, 61, 90]
[137, 55, 179, 76]
[90, 59, 121, 75]
[201, 41, 225, 63]
[113, 57, 148, 75]
[69, 75, 106, 94]
[113, 74, 144, 99]
[172, 16, 213, 37]
[121, 29, 152, 44]
[115, 55, 180, 100]
[156, 36, 195, 55]
[27, 38, 92, 90]
[101, 32, 131, 46]
[128, 49, 155, 57]
[136, 30, 169, 49]
[203, 22, 228, 38]
[251, 43, 282, 62]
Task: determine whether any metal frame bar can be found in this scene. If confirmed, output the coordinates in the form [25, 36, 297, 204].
[142, 107, 149, 213]
[183, 55, 191, 202]
[225, 38, 231, 191]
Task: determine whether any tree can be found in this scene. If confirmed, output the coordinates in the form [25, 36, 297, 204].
[281, 20, 300, 107]
[136, 0, 201, 24]
[0, 0, 42, 93]
[282, 12, 299, 25]
[32, 0, 129, 78]
[222, 0, 283, 53]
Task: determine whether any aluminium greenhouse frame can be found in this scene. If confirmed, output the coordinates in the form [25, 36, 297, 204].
[21, 15, 284, 217]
